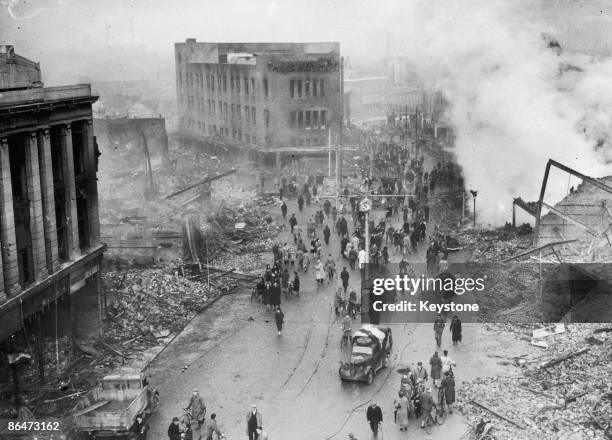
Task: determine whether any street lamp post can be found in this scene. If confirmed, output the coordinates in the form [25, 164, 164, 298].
[470, 190, 478, 228]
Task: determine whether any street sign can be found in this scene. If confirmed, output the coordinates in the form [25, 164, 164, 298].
[360, 198, 371, 212]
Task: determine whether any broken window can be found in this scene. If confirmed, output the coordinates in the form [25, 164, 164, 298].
[263, 78, 268, 98]
[297, 80, 302, 98]
[236, 76, 240, 93]
[313, 80, 318, 97]
[237, 105, 241, 119]
[320, 80, 325, 97]
[313, 111, 319, 128]
[223, 75, 227, 91]
[245, 106, 250, 123]
[231, 104, 235, 118]
[251, 107, 256, 125]
[251, 78, 255, 95]
[290, 79, 295, 98]
[211, 74, 215, 91]
[231, 76, 235, 91]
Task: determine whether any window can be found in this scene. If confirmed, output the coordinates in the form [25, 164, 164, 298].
[238, 130, 242, 141]
[290, 79, 295, 98]
[297, 111, 304, 129]
[231, 104, 235, 118]
[231, 76, 235, 91]
[290, 111, 297, 128]
[251, 107, 256, 125]
[305, 111, 311, 128]
[218, 75, 222, 90]
[223, 75, 227, 91]
[246, 134, 251, 143]
[212, 100, 216, 114]
[236, 76, 240, 93]
[263, 78, 268, 97]
[320, 110, 327, 128]
[297, 80, 302, 98]
[245, 106, 250, 123]
[253, 136, 257, 144]
[178, 54, 182, 63]
[264, 109, 270, 127]
[305, 79, 310, 97]
[218, 101, 222, 116]
[224, 102, 228, 118]
[251, 78, 255, 94]
[291, 138, 297, 147]
[244, 78, 249, 95]
[211, 74, 215, 91]
[320, 80, 325, 97]
[237, 105, 241, 119]
[313, 79, 318, 97]
[313, 111, 319, 128]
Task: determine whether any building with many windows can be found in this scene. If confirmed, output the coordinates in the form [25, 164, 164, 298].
[175, 40, 342, 163]
[0, 46, 104, 379]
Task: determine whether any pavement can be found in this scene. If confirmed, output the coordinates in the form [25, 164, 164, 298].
[146, 157, 530, 439]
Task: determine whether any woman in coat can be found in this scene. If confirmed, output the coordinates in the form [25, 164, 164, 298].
[394, 391, 410, 431]
[430, 351, 442, 388]
[315, 259, 325, 289]
[441, 371, 456, 413]
[292, 272, 300, 297]
[450, 315, 462, 345]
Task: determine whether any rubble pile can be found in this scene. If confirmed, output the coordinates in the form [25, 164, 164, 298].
[101, 269, 225, 339]
[458, 324, 612, 440]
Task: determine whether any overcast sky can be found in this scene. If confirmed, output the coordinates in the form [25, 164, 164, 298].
[1, 0, 612, 84]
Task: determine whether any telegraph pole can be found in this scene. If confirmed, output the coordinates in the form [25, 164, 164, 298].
[338, 56, 344, 192]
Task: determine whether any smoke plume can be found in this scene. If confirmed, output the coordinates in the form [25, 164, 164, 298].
[398, 0, 612, 225]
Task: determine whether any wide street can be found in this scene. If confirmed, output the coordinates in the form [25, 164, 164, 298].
[146, 169, 533, 440]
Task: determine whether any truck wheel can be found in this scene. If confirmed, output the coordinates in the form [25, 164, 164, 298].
[366, 370, 374, 385]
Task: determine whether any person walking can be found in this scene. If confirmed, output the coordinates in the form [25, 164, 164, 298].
[280, 201, 287, 220]
[394, 391, 409, 431]
[297, 194, 304, 212]
[441, 349, 456, 375]
[246, 405, 263, 440]
[441, 371, 456, 414]
[315, 259, 325, 290]
[168, 417, 181, 440]
[203, 413, 222, 440]
[274, 307, 284, 336]
[323, 224, 331, 245]
[433, 313, 445, 347]
[185, 389, 206, 430]
[450, 315, 462, 345]
[430, 351, 442, 388]
[340, 267, 349, 293]
[289, 214, 297, 234]
[292, 272, 300, 297]
[366, 402, 383, 438]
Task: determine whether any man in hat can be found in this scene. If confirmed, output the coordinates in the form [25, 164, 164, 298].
[246, 404, 262, 440]
[130, 413, 147, 440]
[420, 387, 437, 428]
[186, 388, 206, 429]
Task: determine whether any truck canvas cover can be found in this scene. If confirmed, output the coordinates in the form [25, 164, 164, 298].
[352, 324, 385, 346]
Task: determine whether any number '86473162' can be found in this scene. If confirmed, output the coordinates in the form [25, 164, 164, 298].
[7, 421, 60, 431]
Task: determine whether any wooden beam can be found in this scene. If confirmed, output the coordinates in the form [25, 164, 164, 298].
[502, 239, 578, 263]
[469, 400, 525, 429]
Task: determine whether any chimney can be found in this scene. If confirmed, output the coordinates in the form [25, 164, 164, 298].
[0, 45, 15, 62]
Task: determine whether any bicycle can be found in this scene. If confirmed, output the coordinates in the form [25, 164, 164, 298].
[436, 403, 447, 425]
[462, 419, 496, 440]
[421, 409, 438, 434]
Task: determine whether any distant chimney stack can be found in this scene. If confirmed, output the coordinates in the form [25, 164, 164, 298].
[0, 45, 15, 62]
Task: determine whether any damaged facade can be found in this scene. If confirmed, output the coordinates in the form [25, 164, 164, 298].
[175, 40, 342, 164]
[0, 47, 104, 379]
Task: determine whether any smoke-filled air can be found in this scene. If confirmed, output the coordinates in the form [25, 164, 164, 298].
[395, 0, 612, 225]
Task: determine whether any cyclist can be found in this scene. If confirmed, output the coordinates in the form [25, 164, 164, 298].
[335, 284, 347, 317]
[341, 314, 352, 347]
[420, 387, 437, 428]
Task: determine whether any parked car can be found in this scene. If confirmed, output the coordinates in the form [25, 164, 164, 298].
[339, 324, 393, 384]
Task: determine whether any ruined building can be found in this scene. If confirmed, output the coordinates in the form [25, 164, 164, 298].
[175, 40, 342, 165]
[0, 46, 104, 377]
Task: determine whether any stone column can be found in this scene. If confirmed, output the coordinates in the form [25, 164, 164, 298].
[37, 128, 59, 273]
[82, 120, 100, 246]
[60, 124, 81, 260]
[0, 137, 20, 296]
[24, 132, 48, 281]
